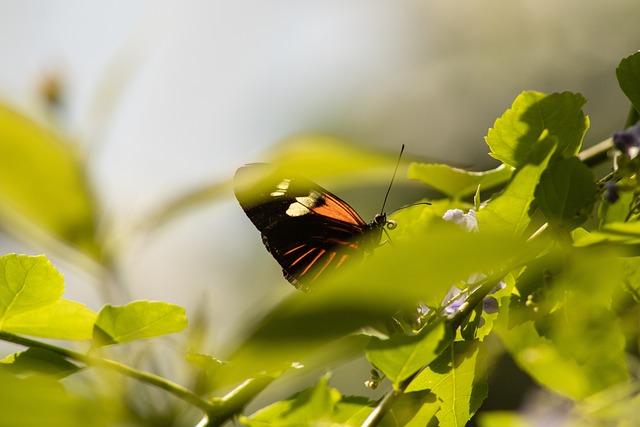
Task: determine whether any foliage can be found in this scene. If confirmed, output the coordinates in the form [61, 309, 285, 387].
[2, 52, 640, 426]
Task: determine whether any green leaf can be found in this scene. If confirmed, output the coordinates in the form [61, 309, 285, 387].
[0, 254, 64, 327]
[407, 340, 488, 427]
[223, 223, 530, 385]
[0, 347, 81, 379]
[535, 157, 597, 229]
[574, 221, 640, 248]
[381, 390, 439, 427]
[477, 411, 531, 427]
[408, 163, 514, 199]
[365, 321, 454, 385]
[2, 299, 96, 340]
[242, 375, 341, 426]
[486, 91, 589, 169]
[496, 249, 629, 400]
[332, 396, 375, 426]
[477, 138, 556, 236]
[598, 189, 634, 226]
[0, 369, 112, 427]
[93, 301, 188, 345]
[0, 103, 98, 256]
[616, 52, 640, 114]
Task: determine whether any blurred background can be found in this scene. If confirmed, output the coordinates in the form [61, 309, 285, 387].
[1, 0, 640, 421]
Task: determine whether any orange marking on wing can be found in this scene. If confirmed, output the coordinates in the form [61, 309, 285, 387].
[284, 244, 306, 256]
[290, 247, 316, 267]
[335, 253, 349, 268]
[299, 249, 325, 276]
[311, 193, 366, 225]
[311, 251, 337, 282]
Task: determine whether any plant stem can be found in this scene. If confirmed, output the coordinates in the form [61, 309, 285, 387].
[0, 331, 214, 413]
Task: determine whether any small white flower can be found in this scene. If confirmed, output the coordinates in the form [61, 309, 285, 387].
[443, 209, 478, 232]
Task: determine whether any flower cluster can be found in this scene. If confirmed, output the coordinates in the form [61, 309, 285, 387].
[613, 122, 640, 158]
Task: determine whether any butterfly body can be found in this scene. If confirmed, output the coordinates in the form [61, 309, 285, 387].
[234, 164, 391, 291]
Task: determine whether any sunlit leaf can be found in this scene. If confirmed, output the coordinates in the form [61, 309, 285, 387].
[0, 369, 112, 427]
[616, 52, 640, 114]
[574, 221, 640, 248]
[0, 347, 81, 379]
[365, 321, 454, 385]
[486, 91, 589, 169]
[241, 375, 341, 426]
[535, 157, 597, 229]
[223, 223, 530, 385]
[0, 103, 98, 256]
[477, 138, 556, 236]
[496, 249, 628, 400]
[93, 301, 187, 345]
[598, 189, 634, 226]
[477, 411, 532, 427]
[381, 390, 439, 427]
[267, 135, 411, 187]
[407, 340, 488, 427]
[408, 163, 513, 199]
[2, 299, 96, 340]
[0, 254, 63, 326]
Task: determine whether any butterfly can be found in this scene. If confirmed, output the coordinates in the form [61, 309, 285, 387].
[233, 161, 400, 291]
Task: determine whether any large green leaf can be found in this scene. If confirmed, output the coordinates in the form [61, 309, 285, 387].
[2, 299, 96, 340]
[93, 301, 188, 345]
[486, 91, 589, 169]
[0, 103, 98, 256]
[408, 163, 513, 199]
[477, 138, 556, 236]
[242, 375, 341, 426]
[495, 249, 629, 400]
[365, 321, 453, 385]
[223, 223, 529, 385]
[407, 340, 488, 427]
[0, 347, 81, 379]
[535, 156, 597, 229]
[0, 254, 64, 327]
[616, 52, 640, 115]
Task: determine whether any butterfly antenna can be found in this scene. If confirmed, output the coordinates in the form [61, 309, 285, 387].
[380, 144, 405, 214]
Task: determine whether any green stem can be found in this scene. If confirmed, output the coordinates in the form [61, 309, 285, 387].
[624, 104, 640, 129]
[0, 331, 214, 413]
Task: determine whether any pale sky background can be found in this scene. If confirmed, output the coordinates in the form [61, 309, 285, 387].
[1, 1, 639, 366]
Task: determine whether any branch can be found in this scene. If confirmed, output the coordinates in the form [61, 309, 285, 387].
[0, 331, 214, 413]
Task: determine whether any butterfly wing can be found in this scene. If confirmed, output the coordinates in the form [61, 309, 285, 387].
[234, 164, 380, 290]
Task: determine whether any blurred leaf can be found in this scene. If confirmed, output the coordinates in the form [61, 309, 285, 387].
[496, 249, 629, 400]
[477, 411, 533, 427]
[263, 134, 413, 189]
[0, 347, 81, 379]
[408, 163, 513, 199]
[407, 340, 488, 427]
[535, 157, 597, 229]
[0, 369, 112, 427]
[0, 254, 63, 326]
[477, 138, 556, 236]
[365, 321, 454, 385]
[486, 91, 589, 169]
[242, 375, 341, 426]
[574, 221, 640, 248]
[2, 299, 96, 340]
[616, 52, 640, 114]
[223, 222, 531, 385]
[93, 301, 187, 345]
[0, 103, 98, 256]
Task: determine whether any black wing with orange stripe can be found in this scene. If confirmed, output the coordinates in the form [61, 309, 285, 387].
[234, 164, 386, 291]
